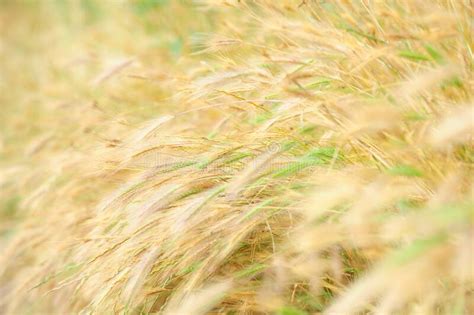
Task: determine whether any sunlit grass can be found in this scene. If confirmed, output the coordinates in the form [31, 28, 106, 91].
[0, 1, 472, 314]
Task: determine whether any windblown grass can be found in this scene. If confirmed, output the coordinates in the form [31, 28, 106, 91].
[0, 1, 473, 314]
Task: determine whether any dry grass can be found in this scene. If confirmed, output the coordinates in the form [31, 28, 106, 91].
[0, 0, 473, 314]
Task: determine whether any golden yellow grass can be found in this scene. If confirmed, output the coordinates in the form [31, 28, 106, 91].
[0, 1, 473, 314]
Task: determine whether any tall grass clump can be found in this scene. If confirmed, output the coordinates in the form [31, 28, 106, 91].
[0, 0, 472, 314]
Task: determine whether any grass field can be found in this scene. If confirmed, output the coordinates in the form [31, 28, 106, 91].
[0, 1, 473, 314]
